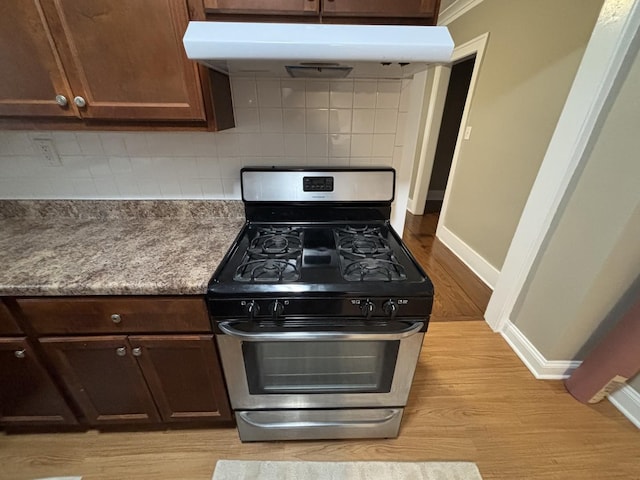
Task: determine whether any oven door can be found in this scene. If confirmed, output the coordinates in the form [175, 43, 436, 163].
[215, 319, 425, 410]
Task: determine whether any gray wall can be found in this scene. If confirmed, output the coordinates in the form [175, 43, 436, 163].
[441, 0, 603, 270]
[512, 42, 640, 363]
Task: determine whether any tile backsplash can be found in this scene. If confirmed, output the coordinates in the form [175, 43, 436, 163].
[0, 78, 411, 200]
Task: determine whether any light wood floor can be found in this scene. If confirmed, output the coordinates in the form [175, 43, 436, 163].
[1, 215, 638, 480]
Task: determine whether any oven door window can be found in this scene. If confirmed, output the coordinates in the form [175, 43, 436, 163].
[243, 340, 400, 395]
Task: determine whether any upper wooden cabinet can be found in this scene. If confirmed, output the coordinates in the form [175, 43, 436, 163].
[322, 0, 439, 20]
[204, 0, 319, 16]
[0, 0, 234, 129]
[0, 1, 75, 118]
[204, 0, 440, 24]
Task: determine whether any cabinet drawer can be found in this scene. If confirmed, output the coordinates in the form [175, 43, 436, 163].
[0, 301, 22, 335]
[17, 297, 211, 335]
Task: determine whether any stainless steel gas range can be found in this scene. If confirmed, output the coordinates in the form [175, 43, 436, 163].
[207, 167, 434, 442]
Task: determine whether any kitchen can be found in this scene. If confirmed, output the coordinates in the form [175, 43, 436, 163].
[1, 0, 639, 479]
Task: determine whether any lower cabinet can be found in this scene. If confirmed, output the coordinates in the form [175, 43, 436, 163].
[41, 334, 231, 426]
[0, 337, 78, 427]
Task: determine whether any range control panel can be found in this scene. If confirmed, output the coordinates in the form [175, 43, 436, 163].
[209, 297, 433, 320]
[303, 176, 334, 192]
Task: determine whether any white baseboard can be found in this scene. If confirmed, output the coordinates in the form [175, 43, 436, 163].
[436, 225, 499, 288]
[609, 385, 640, 429]
[502, 321, 639, 428]
[500, 321, 582, 379]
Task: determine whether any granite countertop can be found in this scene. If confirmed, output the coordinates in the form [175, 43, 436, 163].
[0, 200, 245, 296]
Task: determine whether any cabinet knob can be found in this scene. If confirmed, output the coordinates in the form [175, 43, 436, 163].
[14, 349, 26, 359]
[73, 96, 87, 108]
[132, 347, 142, 357]
[116, 346, 127, 357]
[55, 94, 68, 107]
[111, 313, 122, 324]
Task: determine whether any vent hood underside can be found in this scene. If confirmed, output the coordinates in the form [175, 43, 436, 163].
[183, 22, 454, 79]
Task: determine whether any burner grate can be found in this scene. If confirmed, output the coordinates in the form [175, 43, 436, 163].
[234, 226, 303, 283]
[335, 226, 407, 282]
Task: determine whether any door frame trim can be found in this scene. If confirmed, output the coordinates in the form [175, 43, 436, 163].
[407, 32, 489, 216]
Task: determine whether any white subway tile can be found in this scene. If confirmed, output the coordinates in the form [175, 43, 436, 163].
[281, 80, 306, 108]
[372, 134, 396, 157]
[393, 146, 404, 168]
[196, 157, 221, 177]
[52, 132, 82, 155]
[216, 134, 238, 157]
[329, 109, 352, 134]
[72, 178, 98, 196]
[123, 133, 149, 156]
[108, 156, 132, 174]
[352, 109, 375, 134]
[306, 134, 328, 157]
[48, 178, 76, 197]
[399, 79, 413, 112]
[328, 157, 350, 167]
[374, 109, 398, 134]
[200, 178, 225, 197]
[114, 174, 141, 196]
[284, 134, 307, 157]
[353, 81, 377, 108]
[283, 109, 306, 133]
[179, 178, 204, 198]
[158, 179, 183, 198]
[130, 157, 155, 177]
[236, 133, 261, 156]
[188, 133, 217, 156]
[232, 108, 260, 133]
[222, 178, 242, 199]
[259, 108, 283, 133]
[329, 134, 351, 158]
[61, 157, 92, 178]
[94, 177, 120, 197]
[350, 134, 372, 157]
[260, 133, 285, 156]
[305, 109, 329, 133]
[305, 81, 330, 108]
[396, 112, 408, 146]
[99, 133, 127, 155]
[175, 157, 199, 180]
[231, 78, 257, 107]
[349, 158, 373, 166]
[307, 157, 329, 166]
[76, 132, 104, 155]
[372, 157, 394, 167]
[376, 80, 402, 108]
[257, 79, 282, 107]
[137, 179, 162, 197]
[218, 157, 244, 178]
[145, 132, 181, 156]
[330, 80, 354, 108]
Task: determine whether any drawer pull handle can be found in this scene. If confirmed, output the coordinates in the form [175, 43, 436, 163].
[132, 347, 142, 357]
[116, 347, 127, 357]
[111, 314, 122, 324]
[14, 349, 26, 359]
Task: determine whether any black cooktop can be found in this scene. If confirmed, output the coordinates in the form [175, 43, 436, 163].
[208, 221, 433, 297]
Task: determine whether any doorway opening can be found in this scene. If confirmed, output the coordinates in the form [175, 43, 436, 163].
[424, 55, 475, 214]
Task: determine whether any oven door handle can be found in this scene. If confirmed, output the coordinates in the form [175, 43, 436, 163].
[218, 321, 424, 341]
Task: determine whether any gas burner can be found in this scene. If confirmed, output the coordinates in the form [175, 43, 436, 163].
[343, 257, 406, 282]
[234, 258, 300, 283]
[247, 226, 303, 259]
[335, 226, 391, 258]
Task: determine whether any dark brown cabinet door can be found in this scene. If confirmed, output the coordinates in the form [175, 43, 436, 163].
[130, 335, 232, 422]
[0, 301, 22, 335]
[39, 0, 206, 121]
[0, 338, 77, 426]
[40, 336, 161, 425]
[322, 0, 438, 18]
[204, 0, 319, 15]
[0, 1, 77, 117]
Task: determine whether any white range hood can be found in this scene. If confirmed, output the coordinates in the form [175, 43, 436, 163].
[183, 22, 454, 79]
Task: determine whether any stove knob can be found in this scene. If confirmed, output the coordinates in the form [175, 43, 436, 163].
[246, 301, 260, 318]
[269, 300, 284, 319]
[361, 300, 375, 319]
[383, 300, 398, 319]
